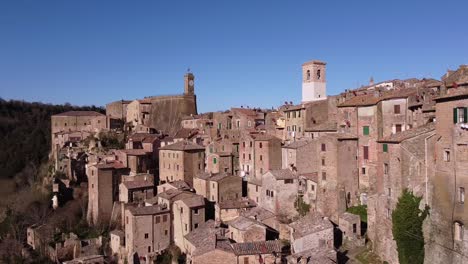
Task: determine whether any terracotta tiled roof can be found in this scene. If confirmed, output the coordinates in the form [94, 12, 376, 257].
[283, 140, 312, 149]
[231, 240, 285, 256]
[252, 133, 281, 142]
[226, 216, 266, 231]
[53, 111, 104, 117]
[241, 207, 276, 222]
[120, 149, 149, 156]
[218, 198, 256, 209]
[338, 89, 416, 107]
[122, 179, 153, 189]
[305, 122, 337, 132]
[174, 128, 199, 139]
[128, 133, 159, 143]
[434, 88, 468, 101]
[268, 169, 297, 180]
[444, 65, 468, 87]
[300, 172, 318, 182]
[95, 161, 126, 169]
[179, 194, 205, 208]
[289, 213, 333, 239]
[378, 123, 435, 143]
[127, 205, 168, 216]
[197, 172, 237, 182]
[160, 140, 205, 151]
[302, 60, 326, 66]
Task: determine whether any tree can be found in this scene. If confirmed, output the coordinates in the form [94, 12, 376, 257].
[392, 189, 429, 264]
[294, 196, 311, 217]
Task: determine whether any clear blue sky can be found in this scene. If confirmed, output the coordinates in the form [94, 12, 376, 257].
[1, 0, 467, 113]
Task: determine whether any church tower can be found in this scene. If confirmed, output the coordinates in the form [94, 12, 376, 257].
[302, 60, 327, 103]
[184, 72, 195, 95]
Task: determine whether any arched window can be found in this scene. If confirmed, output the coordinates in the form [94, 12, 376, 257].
[454, 221, 464, 241]
[317, 69, 321, 80]
[306, 70, 311, 80]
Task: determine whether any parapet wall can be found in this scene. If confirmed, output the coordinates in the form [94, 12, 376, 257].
[148, 94, 197, 135]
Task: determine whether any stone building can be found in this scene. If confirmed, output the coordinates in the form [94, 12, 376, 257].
[282, 104, 306, 141]
[425, 83, 468, 264]
[193, 172, 242, 203]
[106, 100, 131, 129]
[314, 134, 359, 222]
[119, 177, 154, 204]
[183, 220, 229, 262]
[259, 169, 299, 218]
[159, 140, 205, 186]
[173, 194, 206, 252]
[87, 161, 130, 225]
[205, 151, 233, 174]
[253, 134, 282, 180]
[115, 149, 153, 175]
[339, 212, 361, 241]
[288, 213, 334, 254]
[123, 72, 197, 135]
[51, 111, 107, 154]
[156, 180, 191, 194]
[298, 172, 318, 209]
[215, 198, 256, 222]
[282, 140, 315, 173]
[226, 216, 268, 243]
[124, 205, 171, 263]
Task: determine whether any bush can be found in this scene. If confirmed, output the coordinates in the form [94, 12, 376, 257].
[347, 205, 367, 223]
[392, 189, 429, 264]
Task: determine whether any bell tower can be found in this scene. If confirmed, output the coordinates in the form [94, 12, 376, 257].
[302, 60, 327, 103]
[184, 71, 195, 95]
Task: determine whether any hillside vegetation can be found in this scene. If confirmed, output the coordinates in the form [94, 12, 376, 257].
[0, 98, 104, 181]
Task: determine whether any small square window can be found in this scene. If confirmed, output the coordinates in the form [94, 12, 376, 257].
[444, 150, 451, 162]
[394, 105, 401, 114]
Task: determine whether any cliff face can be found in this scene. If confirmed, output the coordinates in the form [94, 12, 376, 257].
[148, 94, 197, 135]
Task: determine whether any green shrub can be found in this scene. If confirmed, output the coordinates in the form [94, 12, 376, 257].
[346, 205, 367, 223]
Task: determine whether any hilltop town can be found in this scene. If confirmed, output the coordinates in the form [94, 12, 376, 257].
[24, 61, 468, 264]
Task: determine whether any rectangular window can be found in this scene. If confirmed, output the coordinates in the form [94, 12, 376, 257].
[384, 163, 389, 174]
[395, 124, 402, 133]
[363, 126, 369, 136]
[194, 209, 199, 215]
[383, 144, 388, 153]
[194, 223, 199, 229]
[388, 188, 392, 197]
[156, 216, 161, 223]
[271, 191, 274, 197]
[322, 158, 325, 166]
[322, 172, 327, 181]
[444, 150, 451, 162]
[363, 146, 369, 160]
[213, 158, 217, 164]
[460, 187, 465, 204]
[321, 143, 326, 152]
[244, 257, 249, 264]
[145, 233, 149, 239]
[165, 230, 168, 236]
[260, 155, 263, 161]
[394, 105, 401, 114]
[284, 179, 293, 184]
[249, 154, 251, 160]
[148, 246, 151, 253]
[185, 224, 187, 231]
[362, 167, 366, 175]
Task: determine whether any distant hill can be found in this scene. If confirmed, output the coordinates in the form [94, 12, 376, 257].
[0, 98, 104, 179]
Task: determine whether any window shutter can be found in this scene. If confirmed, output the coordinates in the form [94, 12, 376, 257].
[464, 108, 468, 123]
[383, 144, 388, 153]
[453, 108, 458, 124]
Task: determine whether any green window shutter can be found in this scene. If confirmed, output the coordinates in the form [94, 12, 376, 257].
[363, 126, 369, 135]
[453, 108, 458, 124]
[213, 158, 217, 164]
[464, 108, 468, 123]
[383, 144, 388, 153]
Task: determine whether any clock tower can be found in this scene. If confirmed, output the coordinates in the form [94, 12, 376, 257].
[302, 60, 327, 103]
[184, 72, 195, 95]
